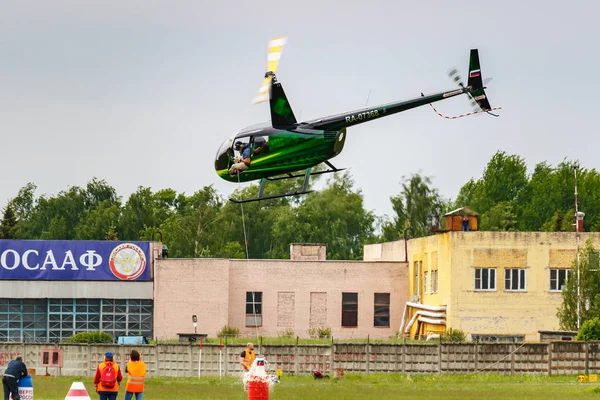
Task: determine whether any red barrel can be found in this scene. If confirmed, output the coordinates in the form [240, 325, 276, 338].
[247, 379, 269, 400]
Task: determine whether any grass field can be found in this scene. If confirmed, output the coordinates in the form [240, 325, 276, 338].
[28, 373, 600, 399]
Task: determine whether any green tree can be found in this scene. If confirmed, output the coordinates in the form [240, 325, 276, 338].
[382, 173, 445, 240]
[456, 151, 527, 224]
[453, 178, 481, 210]
[119, 187, 157, 240]
[40, 216, 68, 239]
[540, 209, 575, 232]
[219, 176, 307, 259]
[84, 177, 118, 210]
[576, 318, 600, 341]
[9, 180, 123, 239]
[477, 151, 528, 213]
[75, 200, 122, 240]
[557, 239, 600, 330]
[105, 225, 119, 241]
[120, 187, 182, 241]
[479, 202, 518, 231]
[26, 186, 88, 239]
[270, 172, 375, 260]
[11, 182, 36, 222]
[519, 162, 560, 230]
[577, 166, 600, 231]
[0, 202, 19, 239]
[156, 186, 228, 258]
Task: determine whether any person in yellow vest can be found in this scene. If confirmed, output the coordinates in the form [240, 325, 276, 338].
[124, 350, 146, 400]
[93, 352, 123, 400]
[239, 342, 256, 371]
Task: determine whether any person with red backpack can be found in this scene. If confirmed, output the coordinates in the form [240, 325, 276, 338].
[93, 352, 123, 400]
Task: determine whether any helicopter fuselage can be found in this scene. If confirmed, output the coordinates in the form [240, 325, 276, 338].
[214, 86, 471, 183]
[215, 125, 346, 183]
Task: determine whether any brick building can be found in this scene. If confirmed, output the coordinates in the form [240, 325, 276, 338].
[153, 244, 408, 340]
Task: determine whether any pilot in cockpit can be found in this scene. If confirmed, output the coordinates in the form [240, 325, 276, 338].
[253, 136, 269, 156]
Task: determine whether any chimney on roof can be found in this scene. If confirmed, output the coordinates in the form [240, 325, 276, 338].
[290, 244, 327, 261]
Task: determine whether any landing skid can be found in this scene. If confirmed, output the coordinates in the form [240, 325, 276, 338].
[228, 161, 344, 204]
[266, 161, 345, 181]
[229, 190, 314, 204]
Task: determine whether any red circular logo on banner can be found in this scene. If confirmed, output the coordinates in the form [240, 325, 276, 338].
[109, 243, 147, 280]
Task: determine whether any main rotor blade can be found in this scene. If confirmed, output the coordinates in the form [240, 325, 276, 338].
[266, 36, 287, 74]
[252, 36, 287, 104]
[253, 76, 272, 104]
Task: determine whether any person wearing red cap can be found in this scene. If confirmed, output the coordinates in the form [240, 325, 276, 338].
[93, 352, 123, 400]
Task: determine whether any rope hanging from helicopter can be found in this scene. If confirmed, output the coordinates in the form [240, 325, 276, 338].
[236, 172, 261, 342]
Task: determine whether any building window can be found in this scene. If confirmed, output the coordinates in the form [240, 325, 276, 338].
[550, 269, 570, 291]
[0, 298, 152, 343]
[424, 272, 429, 294]
[100, 299, 153, 340]
[342, 292, 358, 327]
[474, 268, 496, 290]
[414, 261, 421, 296]
[431, 270, 439, 293]
[504, 268, 526, 291]
[245, 292, 262, 327]
[374, 293, 390, 327]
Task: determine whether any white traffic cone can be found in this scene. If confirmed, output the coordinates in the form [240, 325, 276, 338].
[65, 382, 91, 400]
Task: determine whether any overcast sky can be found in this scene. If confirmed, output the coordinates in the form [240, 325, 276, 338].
[1, 0, 599, 220]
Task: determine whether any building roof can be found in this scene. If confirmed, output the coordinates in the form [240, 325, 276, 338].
[443, 207, 479, 217]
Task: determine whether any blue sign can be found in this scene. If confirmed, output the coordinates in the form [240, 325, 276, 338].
[0, 240, 151, 281]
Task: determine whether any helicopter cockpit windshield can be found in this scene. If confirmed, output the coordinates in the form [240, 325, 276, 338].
[214, 137, 234, 171]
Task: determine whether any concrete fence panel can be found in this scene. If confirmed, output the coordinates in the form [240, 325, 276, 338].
[369, 344, 400, 372]
[299, 345, 331, 374]
[193, 345, 225, 376]
[262, 345, 297, 374]
[514, 344, 548, 374]
[587, 343, 600, 373]
[404, 345, 438, 373]
[441, 344, 477, 372]
[476, 344, 512, 373]
[2, 342, 600, 377]
[551, 342, 586, 375]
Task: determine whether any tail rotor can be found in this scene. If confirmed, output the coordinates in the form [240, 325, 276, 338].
[448, 66, 481, 113]
[430, 49, 501, 119]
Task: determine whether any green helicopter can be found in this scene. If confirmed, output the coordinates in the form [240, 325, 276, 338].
[215, 37, 496, 203]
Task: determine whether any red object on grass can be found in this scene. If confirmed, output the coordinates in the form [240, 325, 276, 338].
[248, 378, 269, 400]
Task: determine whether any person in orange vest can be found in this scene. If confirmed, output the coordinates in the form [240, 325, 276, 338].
[93, 352, 123, 400]
[124, 350, 146, 400]
[239, 342, 256, 371]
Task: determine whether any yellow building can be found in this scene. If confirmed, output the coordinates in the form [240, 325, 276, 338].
[365, 231, 600, 342]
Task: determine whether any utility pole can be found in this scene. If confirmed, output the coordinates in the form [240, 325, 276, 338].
[575, 166, 581, 329]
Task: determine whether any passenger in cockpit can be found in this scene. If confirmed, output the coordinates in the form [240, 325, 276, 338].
[229, 141, 251, 176]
